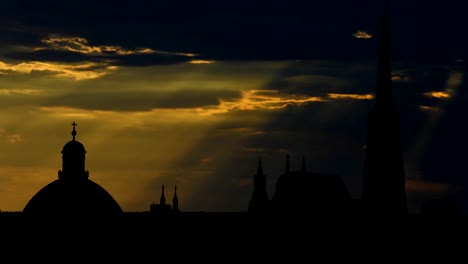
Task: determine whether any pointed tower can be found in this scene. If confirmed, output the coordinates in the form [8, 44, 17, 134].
[160, 185, 166, 205]
[361, 3, 408, 215]
[248, 156, 270, 213]
[172, 186, 179, 212]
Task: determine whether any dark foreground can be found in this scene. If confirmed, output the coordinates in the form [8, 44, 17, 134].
[0, 211, 464, 260]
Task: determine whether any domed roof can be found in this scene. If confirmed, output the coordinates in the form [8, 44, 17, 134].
[62, 140, 86, 154]
[23, 178, 123, 219]
[62, 121, 86, 154]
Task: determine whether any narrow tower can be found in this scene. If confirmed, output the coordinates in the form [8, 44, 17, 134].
[172, 185, 179, 212]
[248, 157, 270, 213]
[361, 3, 408, 215]
[160, 185, 166, 205]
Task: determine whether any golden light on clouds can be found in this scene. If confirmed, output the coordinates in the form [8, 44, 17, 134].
[41, 36, 153, 55]
[327, 93, 374, 100]
[0, 61, 112, 80]
[197, 90, 325, 115]
[0, 89, 43, 96]
[40, 35, 198, 58]
[189, 60, 215, 64]
[419, 105, 440, 112]
[352, 30, 373, 39]
[424, 91, 451, 99]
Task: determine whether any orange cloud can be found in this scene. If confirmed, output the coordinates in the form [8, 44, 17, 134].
[40, 35, 197, 57]
[327, 93, 374, 100]
[189, 60, 215, 64]
[424, 91, 451, 99]
[199, 90, 325, 115]
[0, 61, 112, 80]
[352, 30, 373, 39]
[419, 105, 440, 112]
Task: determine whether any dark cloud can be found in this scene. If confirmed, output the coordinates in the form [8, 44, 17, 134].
[0, 29, 43, 48]
[2, 0, 466, 62]
[4, 49, 93, 62]
[4, 49, 195, 66]
[43, 89, 241, 111]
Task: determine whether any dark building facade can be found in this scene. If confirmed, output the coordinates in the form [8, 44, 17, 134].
[248, 155, 351, 214]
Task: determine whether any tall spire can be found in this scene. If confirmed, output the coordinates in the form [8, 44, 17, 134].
[375, 0, 393, 110]
[160, 185, 166, 205]
[172, 185, 179, 212]
[257, 156, 263, 175]
[248, 156, 270, 213]
[361, 0, 408, 215]
[71, 121, 77, 141]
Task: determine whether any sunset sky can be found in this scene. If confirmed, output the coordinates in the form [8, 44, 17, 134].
[0, 0, 466, 213]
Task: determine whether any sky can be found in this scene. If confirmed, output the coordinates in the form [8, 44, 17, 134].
[0, 0, 466, 213]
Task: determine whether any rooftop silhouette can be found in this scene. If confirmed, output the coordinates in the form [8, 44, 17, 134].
[22, 122, 123, 221]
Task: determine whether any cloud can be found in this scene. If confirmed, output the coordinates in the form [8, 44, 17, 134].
[424, 91, 451, 99]
[327, 93, 373, 100]
[406, 179, 453, 193]
[0, 128, 22, 144]
[0, 89, 42, 96]
[43, 89, 242, 111]
[352, 30, 373, 39]
[419, 105, 440, 112]
[0, 61, 113, 80]
[4, 34, 200, 67]
[189, 60, 215, 64]
[197, 90, 326, 115]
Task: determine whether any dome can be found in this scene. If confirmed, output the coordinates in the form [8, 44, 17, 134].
[22, 122, 123, 221]
[62, 140, 86, 154]
[23, 178, 123, 219]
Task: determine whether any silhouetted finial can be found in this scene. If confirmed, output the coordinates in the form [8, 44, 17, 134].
[257, 156, 263, 175]
[285, 154, 290, 172]
[71, 121, 77, 141]
[160, 184, 166, 205]
[301, 155, 306, 172]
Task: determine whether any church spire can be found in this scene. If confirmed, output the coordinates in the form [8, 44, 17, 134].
[257, 156, 263, 175]
[375, 0, 393, 110]
[248, 156, 270, 213]
[172, 185, 179, 212]
[160, 185, 166, 205]
[361, 0, 408, 216]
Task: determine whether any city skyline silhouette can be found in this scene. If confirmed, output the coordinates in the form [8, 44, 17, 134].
[0, 0, 467, 220]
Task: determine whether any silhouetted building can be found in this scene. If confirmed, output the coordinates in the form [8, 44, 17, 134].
[270, 155, 351, 214]
[248, 157, 270, 213]
[22, 122, 123, 220]
[150, 184, 180, 213]
[361, 8, 408, 215]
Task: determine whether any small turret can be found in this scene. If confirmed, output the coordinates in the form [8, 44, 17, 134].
[160, 185, 166, 205]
